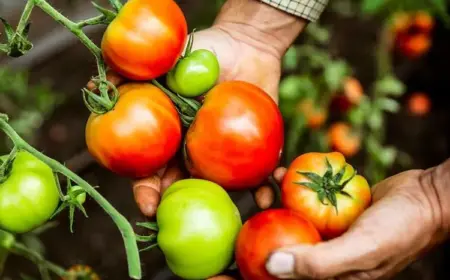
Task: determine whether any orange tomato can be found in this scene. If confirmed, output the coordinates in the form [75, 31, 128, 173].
[401, 33, 431, 58]
[281, 152, 371, 239]
[407, 92, 431, 116]
[328, 122, 361, 157]
[343, 77, 364, 105]
[86, 83, 182, 178]
[391, 12, 413, 35]
[235, 209, 321, 280]
[414, 11, 434, 34]
[297, 99, 328, 129]
[185, 81, 284, 191]
[63, 265, 100, 280]
[101, 0, 187, 80]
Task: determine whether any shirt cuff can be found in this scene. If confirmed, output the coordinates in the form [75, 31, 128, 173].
[259, 0, 328, 22]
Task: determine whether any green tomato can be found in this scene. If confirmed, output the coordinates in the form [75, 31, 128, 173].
[69, 185, 86, 205]
[167, 49, 220, 97]
[157, 179, 242, 279]
[0, 151, 59, 233]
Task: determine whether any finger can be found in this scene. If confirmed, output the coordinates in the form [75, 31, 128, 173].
[160, 163, 185, 195]
[273, 167, 287, 183]
[253, 185, 275, 210]
[133, 175, 162, 218]
[265, 196, 413, 279]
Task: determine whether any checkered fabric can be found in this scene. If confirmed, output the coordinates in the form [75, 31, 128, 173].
[260, 0, 328, 22]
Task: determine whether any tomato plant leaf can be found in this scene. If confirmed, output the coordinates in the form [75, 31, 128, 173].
[0, 17, 14, 41]
[376, 97, 400, 113]
[379, 147, 397, 166]
[92, 2, 117, 24]
[297, 171, 323, 184]
[135, 233, 157, 243]
[305, 23, 330, 44]
[340, 190, 353, 198]
[324, 157, 334, 178]
[368, 110, 383, 130]
[295, 181, 320, 192]
[361, 0, 387, 14]
[375, 75, 406, 97]
[283, 47, 298, 71]
[334, 167, 346, 184]
[324, 60, 350, 92]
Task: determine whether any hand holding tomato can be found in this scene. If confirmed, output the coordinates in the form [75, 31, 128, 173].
[265, 160, 450, 279]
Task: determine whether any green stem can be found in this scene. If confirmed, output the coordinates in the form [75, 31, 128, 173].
[16, 0, 35, 34]
[376, 22, 393, 82]
[76, 15, 106, 28]
[33, 0, 111, 105]
[10, 242, 67, 277]
[108, 0, 123, 12]
[0, 118, 142, 279]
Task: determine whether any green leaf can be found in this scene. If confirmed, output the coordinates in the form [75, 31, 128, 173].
[376, 97, 400, 113]
[136, 234, 157, 243]
[305, 23, 330, 44]
[0, 17, 15, 41]
[283, 47, 298, 71]
[375, 76, 406, 97]
[297, 171, 323, 184]
[379, 147, 397, 166]
[0, 44, 7, 53]
[295, 181, 321, 192]
[92, 2, 117, 24]
[361, 0, 387, 14]
[324, 60, 350, 92]
[430, 0, 450, 25]
[324, 157, 334, 178]
[368, 110, 383, 130]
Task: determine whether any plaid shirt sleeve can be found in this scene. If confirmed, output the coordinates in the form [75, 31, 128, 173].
[259, 0, 328, 22]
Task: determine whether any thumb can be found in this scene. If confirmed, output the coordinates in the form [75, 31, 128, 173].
[265, 224, 383, 279]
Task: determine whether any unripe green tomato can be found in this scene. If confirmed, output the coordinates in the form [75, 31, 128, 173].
[0, 151, 59, 233]
[157, 179, 242, 279]
[70, 186, 87, 205]
[167, 49, 220, 97]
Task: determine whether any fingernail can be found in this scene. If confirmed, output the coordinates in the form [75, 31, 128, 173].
[266, 252, 295, 278]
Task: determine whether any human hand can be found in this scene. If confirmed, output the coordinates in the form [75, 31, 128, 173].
[265, 161, 450, 280]
[87, 0, 307, 219]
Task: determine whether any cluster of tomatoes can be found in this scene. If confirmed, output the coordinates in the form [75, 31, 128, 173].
[0, 0, 374, 279]
[391, 11, 435, 58]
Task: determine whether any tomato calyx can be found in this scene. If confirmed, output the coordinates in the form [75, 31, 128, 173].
[294, 158, 355, 213]
[135, 222, 159, 252]
[51, 179, 88, 233]
[0, 147, 17, 184]
[82, 78, 119, 115]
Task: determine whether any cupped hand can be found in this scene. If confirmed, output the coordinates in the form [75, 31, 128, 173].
[265, 163, 450, 280]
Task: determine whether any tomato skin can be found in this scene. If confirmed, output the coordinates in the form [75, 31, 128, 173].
[408, 92, 431, 116]
[63, 265, 100, 280]
[281, 152, 371, 239]
[185, 81, 284, 190]
[235, 209, 321, 280]
[86, 83, 182, 178]
[101, 0, 187, 80]
[0, 151, 59, 234]
[328, 122, 361, 157]
[157, 179, 242, 279]
[296, 99, 327, 129]
[167, 49, 220, 97]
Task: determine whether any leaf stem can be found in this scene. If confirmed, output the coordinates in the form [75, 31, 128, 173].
[108, 0, 123, 12]
[76, 14, 106, 28]
[0, 117, 142, 279]
[16, 0, 35, 34]
[10, 242, 67, 277]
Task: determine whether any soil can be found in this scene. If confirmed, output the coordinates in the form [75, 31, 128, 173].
[2, 1, 450, 279]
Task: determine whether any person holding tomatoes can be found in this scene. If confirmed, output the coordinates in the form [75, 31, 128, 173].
[88, 1, 450, 280]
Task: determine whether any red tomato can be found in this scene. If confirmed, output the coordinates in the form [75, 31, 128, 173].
[408, 92, 431, 116]
[86, 83, 182, 178]
[413, 11, 434, 34]
[282, 152, 371, 239]
[185, 81, 284, 190]
[235, 209, 321, 280]
[101, 0, 187, 80]
[328, 122, 361, 157]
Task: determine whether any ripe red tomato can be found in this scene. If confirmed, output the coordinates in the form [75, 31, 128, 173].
[101, 0, 187, 80]
[86, 83, 182, 178]
[235, 209, 321, 280]
[282, 152, 371, 239]
[408, 92, 431, 116]
[185, 81, 284, 191]
[328, 122, 361, 157]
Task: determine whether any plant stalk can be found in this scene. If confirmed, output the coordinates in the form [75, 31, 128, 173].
[16, 0, 35, 34]
[108, 0, 123, 12]
[76, 15, 106, 28]
[0, 116, 141, 279]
